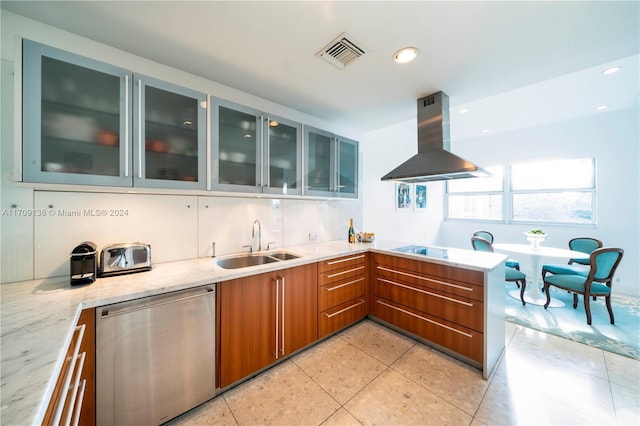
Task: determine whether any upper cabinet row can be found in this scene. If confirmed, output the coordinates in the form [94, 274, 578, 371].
[21, 40, 358, 198]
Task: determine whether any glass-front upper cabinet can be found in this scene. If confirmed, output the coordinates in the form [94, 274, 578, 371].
[133, 75, 206, 189]
[304, 126, 359, 198]
[22, 40, 207, 189]
[211, 98, 302, 195]
[23, 39, 132, 186]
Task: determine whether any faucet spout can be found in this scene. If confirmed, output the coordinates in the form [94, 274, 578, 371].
[252, 219, 262, 252]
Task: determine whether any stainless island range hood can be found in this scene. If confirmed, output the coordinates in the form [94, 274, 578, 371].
[381, 91, 489, 183]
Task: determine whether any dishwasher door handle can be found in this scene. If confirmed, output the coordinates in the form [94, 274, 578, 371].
[100, 286, 214, 318]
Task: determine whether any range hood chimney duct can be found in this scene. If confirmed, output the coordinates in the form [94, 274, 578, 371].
[381, 91, 489, 183]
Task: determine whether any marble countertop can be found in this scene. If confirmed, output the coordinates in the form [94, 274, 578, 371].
[0, 240, 505, 425]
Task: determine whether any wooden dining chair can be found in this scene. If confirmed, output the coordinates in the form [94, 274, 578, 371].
[471, 236, 527, 305]
[542, 237, 603, 279]
[473, 231, 521, 270]
[542, 247, 624, 325]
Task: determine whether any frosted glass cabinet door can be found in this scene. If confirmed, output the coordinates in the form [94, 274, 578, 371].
[211, 99, 262, 193]
[22, 39, 132, 186]
[304, 126, 335, 196]
[133, 75, 206, 189]
[337, 137, 358, 198]
[263, 115, 302, 195]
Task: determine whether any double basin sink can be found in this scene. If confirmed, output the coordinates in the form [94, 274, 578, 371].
[216, 251, 301, 269]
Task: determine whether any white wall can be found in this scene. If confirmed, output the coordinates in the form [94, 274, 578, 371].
[362, 106, 640, 298]
[0, 11, 362, 283]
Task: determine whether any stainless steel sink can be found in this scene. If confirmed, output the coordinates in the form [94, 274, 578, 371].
[216, 251, 301, 269]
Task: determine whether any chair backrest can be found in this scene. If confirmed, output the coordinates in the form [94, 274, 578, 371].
[569, 237, 603, 254]
[473, 231, 494, 244]
[588, 248, 624, 282]
[471, 236, 494, 252]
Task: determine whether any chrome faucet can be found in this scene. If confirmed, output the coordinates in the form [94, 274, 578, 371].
[252, 219, 262, 252]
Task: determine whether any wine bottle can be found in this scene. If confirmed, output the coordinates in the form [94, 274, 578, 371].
[348, 218, 355, 243]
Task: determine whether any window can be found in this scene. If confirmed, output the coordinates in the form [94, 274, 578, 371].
[446, 158, 596, 225]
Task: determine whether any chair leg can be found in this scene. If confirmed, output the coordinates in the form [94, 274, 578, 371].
[584, 294, 592, 325]
[519, 279, 526, 305]
[573, 294, 578, 309]
[605, 296, 615, 324]
[543, 282, 551, 309]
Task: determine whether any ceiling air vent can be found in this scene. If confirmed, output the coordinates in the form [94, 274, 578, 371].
[316, 32, 367, 70]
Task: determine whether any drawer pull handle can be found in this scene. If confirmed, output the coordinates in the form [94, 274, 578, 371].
[326, 254, 365, 265]
[52, 324, 85, 426]
[326, 266, 365, 279]
[63, 351, 86, 426]
[71, 379, 87, 426]
[376, 265, 474, 292]
[326, 277, 364, 292]
[376, 277, 474, 307]
[325, 299, 365, 318]
[376, 300, 473, 338]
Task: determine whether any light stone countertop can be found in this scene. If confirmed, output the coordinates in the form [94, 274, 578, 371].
[0, 240, 506, 425]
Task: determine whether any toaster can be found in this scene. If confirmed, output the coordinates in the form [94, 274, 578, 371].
[98, 243, 151, 277]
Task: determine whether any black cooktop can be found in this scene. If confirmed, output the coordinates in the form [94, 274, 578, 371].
[392, 245, 449, 259]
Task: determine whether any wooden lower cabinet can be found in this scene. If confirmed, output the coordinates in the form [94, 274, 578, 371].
[218, 263, 317, 388]
[43, 308, 95, 426]
[317, 253, 368, 338]
[373, 253, 485, 363]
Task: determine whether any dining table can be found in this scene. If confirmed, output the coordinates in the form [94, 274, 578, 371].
[493, 243, 590, 307]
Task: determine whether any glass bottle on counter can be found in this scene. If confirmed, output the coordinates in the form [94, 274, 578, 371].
[348, 218, 355, 243]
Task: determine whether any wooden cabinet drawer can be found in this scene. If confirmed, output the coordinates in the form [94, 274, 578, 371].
[318, 263, 366, 286]
[375, 258, 484, 302]
[43, 308, 95, 426]
[319, 276, 365, 312]
[319, 298, 366, 338]
[318, 254, 366, 274]
[374, 297, 482, 363]
[375, 276, 483, 332]
[375, 253, 484, 287]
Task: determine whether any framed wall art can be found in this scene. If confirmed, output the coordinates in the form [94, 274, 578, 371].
[414, 184, 427, 210]
[395, 183, 412, 211]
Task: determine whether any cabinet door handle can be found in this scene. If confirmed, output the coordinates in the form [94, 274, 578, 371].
[326, 255, 365, 265]
[274, 277, 279, 360]
[52, 324, 85, 426]
[376, 265, 475, 293]
[376, 277, 474, 307]
[70, 379, 87, 426]
[325, 299, 365, 318]
[63, 351, 86, 426]
[326, 265, 365, 279]
[124, 75, 129, 177]
[326, 277, 364, 292]
[280, 276, 285, 355]
[137, 78, 143, 179]
[376, 300, 473, 338]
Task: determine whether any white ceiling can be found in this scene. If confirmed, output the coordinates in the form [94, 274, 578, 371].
[2, 1, 639, 137]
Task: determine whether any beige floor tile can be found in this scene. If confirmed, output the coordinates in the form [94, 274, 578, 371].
[605, 351, 640, 392]
[292, 336, 386, 404]
[338, 320, 415, 365]
[321, 408, 363, 426]
[611, 382, 640, 425]
[223, 360, 340, 425]
[475, 373, 608, 425]
[391, 343, 490, 416]
[344, 368, 472, 425]
[165, 396, 237, 426]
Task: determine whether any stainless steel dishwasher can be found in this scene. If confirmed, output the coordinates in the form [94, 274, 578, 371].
[96, 285, 215, 425]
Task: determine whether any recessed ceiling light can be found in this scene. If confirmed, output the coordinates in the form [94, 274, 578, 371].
[602, 66, 621, 75]
[596, 105, 608, 111]
[393, 47, 419, 63]
[458, 108, 469, 114]
[269, 120, 279, 127]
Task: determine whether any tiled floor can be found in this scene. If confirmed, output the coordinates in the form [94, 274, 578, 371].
[168, 320, 640, 425]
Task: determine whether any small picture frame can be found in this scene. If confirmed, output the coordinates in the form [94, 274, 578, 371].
[395, 183, 412, 211]
[414, 184, 427, 210]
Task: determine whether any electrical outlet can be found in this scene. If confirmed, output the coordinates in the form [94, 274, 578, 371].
[308, 232, 317, 241]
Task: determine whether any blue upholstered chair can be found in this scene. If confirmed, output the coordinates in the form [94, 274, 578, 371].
[471, 236, 527, 305]
[543, 248, 624, 325]
[541, 237, 603, 279]
[473, 231, 521, 270]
